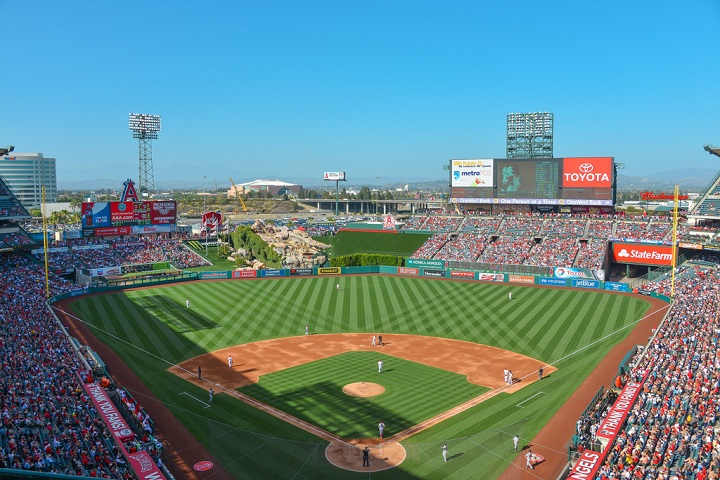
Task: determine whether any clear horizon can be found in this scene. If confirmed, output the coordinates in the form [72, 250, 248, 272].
[2, 1, 719, 188]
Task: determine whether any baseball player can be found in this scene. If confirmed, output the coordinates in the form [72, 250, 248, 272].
[228, 355, 233, 368]
[336, 283, 340, 291]
[442, 443, 448, 462]
[378, 421, 385, 438]
[513, 434, 519, 452]
[508, 291, 512, 301]
[362, 447, 370, 467]
[305, 324, 309, 336]
[525, 449, 534, 469]
[371, 335, 376, 346]
[208, 388, 214, 405]
[186, 299, 190, 308]
[378, 359, 383, 373]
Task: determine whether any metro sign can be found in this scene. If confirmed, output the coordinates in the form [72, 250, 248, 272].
[611, 243, 676, 266]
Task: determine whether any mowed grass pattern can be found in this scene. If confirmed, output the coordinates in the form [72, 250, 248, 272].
[242, 351, 488, 438]
[68, 276, 652, 479]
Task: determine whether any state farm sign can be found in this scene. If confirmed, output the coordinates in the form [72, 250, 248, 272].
[611, 243, 676, 266]
[562, 157, 613, 188]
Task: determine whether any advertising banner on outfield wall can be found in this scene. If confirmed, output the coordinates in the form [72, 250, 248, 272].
[450, 270, 474, 279]
[201, 271, 230, 279]
[478, 272, 504, 282]
[508, 274, 534, 284]
[604, 281, 629, 292]
[290, 268, 314, 276]
[318, 267, 341, 275]
[261, 269, 285, 277]
[406, 258, 446, 269]
[571, 279, 600, 289]
[397, 267, 419, 276]
[423, 269, 445, 277]
[539, 277, 567, 287]
[611, 243, 676, 266]
[554, 267, 594, 279]
[232, 270, 257, 278]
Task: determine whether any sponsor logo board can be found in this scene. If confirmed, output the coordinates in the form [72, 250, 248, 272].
[450, 270, 474, 279]
[451, 159, 494, 187]
[261, 269, 285, 277]
[571, 279, 600, 289]
[406, 258, 445, 269]
[318, 267, 341, 275]
[201, 271, 230, 279]
[423, 269, 445, 277]
[232, 270, 257, 278]
[611, 243, 676, 266]
[508, 274, 534, 284]
[562, 157, 613, 188]
[539, 277, 567, 287]
[398, 267, 419, 276]
[554, 267, 593, 279]
[604, 281, 629, 292]
[290, 268, 314, 276]
[478, 272, 504, 282]
[678, 242, 703, 250]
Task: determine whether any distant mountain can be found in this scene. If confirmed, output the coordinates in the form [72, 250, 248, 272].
[58, 169, 720, 193]
[617, 168, 719, 191]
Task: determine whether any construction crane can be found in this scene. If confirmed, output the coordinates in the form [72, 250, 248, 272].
[228, 177, 249, 213]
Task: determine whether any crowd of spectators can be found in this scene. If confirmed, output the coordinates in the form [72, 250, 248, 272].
[571, 263, 720, 480]
[477, 236, 533, 265]
[434, 234, 487, 262]
[501, 216, 545, 236]
[31, 237, 210, 273]
[422, 216, 462, 232]
[0, 253, 152, 477]
[541, 218, 588, 237]
[0, 230, 34, 248]
[525, 237, 579, 267]
[614, 220, 651, 240]
[400, 215, 428, 231]
[574, 238, 610, 271]
[411, 233, 450, 259]
[458, 216, 502, 234]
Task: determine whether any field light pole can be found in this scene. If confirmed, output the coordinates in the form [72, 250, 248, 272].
[128, 113, 161, 196]
[203, 175, 208, 256]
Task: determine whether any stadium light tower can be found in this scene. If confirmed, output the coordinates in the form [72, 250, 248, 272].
[704, 145, 720, 158]
[129, 113, 161, 195]
[506, 112, 553, 159]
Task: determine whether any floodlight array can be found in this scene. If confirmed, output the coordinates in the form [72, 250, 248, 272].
[129, 113, 162, 139]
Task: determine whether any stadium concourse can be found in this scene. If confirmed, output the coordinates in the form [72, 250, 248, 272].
[1, 208, 720, 479]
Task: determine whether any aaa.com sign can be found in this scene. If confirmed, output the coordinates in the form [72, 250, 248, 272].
[562, 157, 613, 188]
[612, 243, 676, 266]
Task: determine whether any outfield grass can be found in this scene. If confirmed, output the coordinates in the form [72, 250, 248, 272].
[68, 276, 652, 479]
[328, 231, 431, 257]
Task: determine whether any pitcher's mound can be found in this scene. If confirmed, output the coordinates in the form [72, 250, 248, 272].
[326, 440, 406, 472]
[342, 382, 384, 397]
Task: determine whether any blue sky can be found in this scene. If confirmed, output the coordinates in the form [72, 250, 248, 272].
[2, 1, 719, 188]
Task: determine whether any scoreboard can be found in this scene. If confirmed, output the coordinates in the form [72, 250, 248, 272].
[450, 157, 613, 206]
[81, 201, 177, 236]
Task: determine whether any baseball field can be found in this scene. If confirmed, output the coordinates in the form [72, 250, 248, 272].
[61, 274, 654, 479]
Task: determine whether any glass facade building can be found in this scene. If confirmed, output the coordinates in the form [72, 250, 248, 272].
[0, 152, 58, 208]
